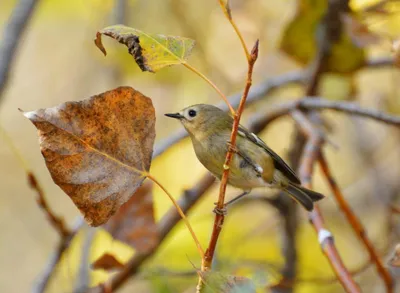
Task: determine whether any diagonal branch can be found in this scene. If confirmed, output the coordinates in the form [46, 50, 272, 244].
[0, 0, 40, 102]
[293, 110, 361, 293]
[318, 154, 394, 292]
[202, 40, 259, 272]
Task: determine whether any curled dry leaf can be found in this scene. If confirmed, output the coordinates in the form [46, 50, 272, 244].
[199, 271, 256, 293]
[103, 181, 159, 253]
[92, 253, 125, 271]
[94, 25, 195, 73]
[23, 87, 156, 226]
[389, 243, 400, 267]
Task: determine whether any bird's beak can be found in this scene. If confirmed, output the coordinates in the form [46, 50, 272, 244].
[165, 112, 184, 119]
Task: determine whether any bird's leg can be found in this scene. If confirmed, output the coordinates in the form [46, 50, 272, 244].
[213, 190, 251, 215]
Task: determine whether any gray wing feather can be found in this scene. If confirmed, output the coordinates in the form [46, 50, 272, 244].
[238, 125, 301, 184]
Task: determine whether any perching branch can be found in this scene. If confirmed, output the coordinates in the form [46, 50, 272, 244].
[202, 40, 259, 272]
[0, 0, 40, 102]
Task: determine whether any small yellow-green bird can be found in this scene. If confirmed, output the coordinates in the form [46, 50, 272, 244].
[165, 104, 324, 211]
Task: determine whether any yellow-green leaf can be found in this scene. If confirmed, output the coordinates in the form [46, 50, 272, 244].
[94, 25, 195, 73]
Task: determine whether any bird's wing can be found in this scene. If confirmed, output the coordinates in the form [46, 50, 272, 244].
[238, 125, 301, 184]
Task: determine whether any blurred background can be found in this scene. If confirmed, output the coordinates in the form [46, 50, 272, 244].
[1, 0, 400, 292]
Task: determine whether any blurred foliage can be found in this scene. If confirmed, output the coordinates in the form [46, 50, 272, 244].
[1, 0, 400, 293]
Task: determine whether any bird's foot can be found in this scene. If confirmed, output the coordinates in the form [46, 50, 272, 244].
[213, 203, 228, 216]
[226, 141, 238, 153]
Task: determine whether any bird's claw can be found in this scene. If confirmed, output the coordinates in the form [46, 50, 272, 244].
[213, 202, 228, 215]
[226, 141, 238, 153]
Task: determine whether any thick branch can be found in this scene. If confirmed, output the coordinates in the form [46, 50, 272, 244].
[0, 0, 40, 102]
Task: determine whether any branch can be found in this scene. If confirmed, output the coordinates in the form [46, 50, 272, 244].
[74, 227, 96, 293]
[33, 219, 84, 293]
[0, 0, 40, 102]
[27, 172, 71, 238]
[318, 154, 394, 292]
[293, 110, 361, 293]
[202, 40, 259, 271]
[251, 98, 400, 130]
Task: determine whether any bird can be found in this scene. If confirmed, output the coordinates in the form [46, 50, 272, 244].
[165, 104, 324, 212]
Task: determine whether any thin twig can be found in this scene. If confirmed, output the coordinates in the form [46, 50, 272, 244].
[318, 154, 394, 292]
[293, 110, 361, 293]
[27, 172, 71, 239]
[0, 0, 40, 102]
[202, 40, 259, 271]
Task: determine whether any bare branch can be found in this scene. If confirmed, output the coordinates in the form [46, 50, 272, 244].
[0, 0, 40, 102]
[293, 110, 361, 293]
[33, 219, 84, 293]
[27, 172, 70, 239]
[318, 154, 394, 291]
[251, 98, 400, 130]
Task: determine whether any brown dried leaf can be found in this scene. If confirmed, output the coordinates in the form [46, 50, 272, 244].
[23, 87, 156, 226]
[103, 181, 159, 253]
[199, 271, 256, 293]
[389, 243, 400, 267]
[92, 253, 125, 271]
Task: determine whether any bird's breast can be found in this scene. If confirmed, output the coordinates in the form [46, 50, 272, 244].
[191, 133, 274, 189]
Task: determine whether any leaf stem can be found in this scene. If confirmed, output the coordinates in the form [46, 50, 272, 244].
[183, 62, 235, 115]
[146, 173, 205, 258]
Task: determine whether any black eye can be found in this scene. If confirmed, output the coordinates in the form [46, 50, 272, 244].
[188, 109, 197, 117]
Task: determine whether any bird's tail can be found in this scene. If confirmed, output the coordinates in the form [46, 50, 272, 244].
[284, 182, 325, 211]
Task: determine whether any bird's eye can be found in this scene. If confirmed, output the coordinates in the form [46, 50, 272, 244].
[188, 109, 197, 117]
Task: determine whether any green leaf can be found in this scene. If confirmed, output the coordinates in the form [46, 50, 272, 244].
[94, 25, 195, 73]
